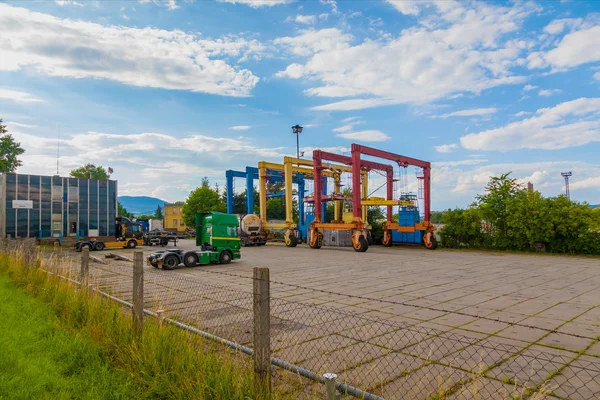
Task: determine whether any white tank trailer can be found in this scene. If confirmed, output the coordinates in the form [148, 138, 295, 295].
[239, 214, 267, 246]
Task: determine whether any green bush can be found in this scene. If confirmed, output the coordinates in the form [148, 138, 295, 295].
[438, 173, 600, 255]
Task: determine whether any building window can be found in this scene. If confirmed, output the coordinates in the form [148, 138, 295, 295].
[173, 219, 178, 227]
[52, 185, 63, 201]
[173, 208, 178, 215]
[180, 220, 184, 226]
[68, 186, 79, 202]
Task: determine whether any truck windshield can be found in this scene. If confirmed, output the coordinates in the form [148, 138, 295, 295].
[227, 226, 237, 236]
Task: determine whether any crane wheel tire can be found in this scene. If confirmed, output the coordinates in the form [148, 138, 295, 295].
[353, 236, 369, 253]
[127, 240, 137, 249]
[286, 235, 298, 248]
[162, 255, 179, 270]
[425, 237, 438, 250]
[94, 242, 105, 251]
[219, 251, 233, 264]
[184, 254, 198, 268]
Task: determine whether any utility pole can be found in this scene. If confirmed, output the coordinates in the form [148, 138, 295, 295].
[561, 172, 572, 199]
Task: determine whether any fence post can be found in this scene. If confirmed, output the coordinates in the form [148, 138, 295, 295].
[253, 267, 271, 397]
[132, 251, 144, 337]
[324, 373, 338, 400]
[157, 309, 164, 328]
[80, 247, 89, 290]
[53, 242, 59, 252]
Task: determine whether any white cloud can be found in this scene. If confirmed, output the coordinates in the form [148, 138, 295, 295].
[336, 130, 390, 142]
[320, 0, 337, 14]
[0, 4, 262, 97]
[229, 125, 252, 130]
[55, 0, 83, 6]
[274, 63, 305, 79]
[593, 72, 600, 82]
[438, 108, 497, 118]
[273, 28, 353, 57]
[570, 176, 600, 190]
[293, 15, 316, 25]
[165, 0, 179, 10]
[0, 88, 43, 103]
[10, 128, 290, 202]
[217, 0, 293, 7]
[528, 25, 600, 70]
[523, 84, 537, 91]
[460, 98, 600, 151]
[384, 0, 423, 16]
[514, 111, 531, 117]
[435, 144, 458, 153]
[5, 121, 37, 129]
[538, 89, 562, 97]
[279, 2, 534, 111]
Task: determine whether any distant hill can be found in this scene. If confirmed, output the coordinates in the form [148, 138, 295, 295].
[118, 196, 167, 215]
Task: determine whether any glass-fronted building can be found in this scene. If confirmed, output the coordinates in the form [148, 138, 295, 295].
[0, 173, 117, 239]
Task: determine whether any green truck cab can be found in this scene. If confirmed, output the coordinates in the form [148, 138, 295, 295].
[147, 212, 241, 270]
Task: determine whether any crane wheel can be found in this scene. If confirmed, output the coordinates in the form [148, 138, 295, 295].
[425, 236, 438, 250]
[383, 231, 393, 247]
[127, 240, 137, 249]
[309, 231, 322, 249]
[285, 232, 298, 247]
[353, 236, 369, 252]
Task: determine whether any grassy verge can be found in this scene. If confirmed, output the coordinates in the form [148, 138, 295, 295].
[0, 273, 143, 399]
[0, 243, 282, 400]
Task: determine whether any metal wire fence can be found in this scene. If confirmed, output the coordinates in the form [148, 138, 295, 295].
[13, 241, 600, 400]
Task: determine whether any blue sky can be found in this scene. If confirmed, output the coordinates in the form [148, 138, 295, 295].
[1, 0, 599, 209]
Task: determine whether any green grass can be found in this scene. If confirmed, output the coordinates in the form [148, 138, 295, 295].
[0, 274, 142, 400]
[0, 244, 287, 400]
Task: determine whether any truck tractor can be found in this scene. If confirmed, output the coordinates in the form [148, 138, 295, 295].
[147, 212, 241, 270]
[75, 217, 144, 251]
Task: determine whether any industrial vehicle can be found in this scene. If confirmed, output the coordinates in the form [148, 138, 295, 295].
[142, 230, 178, 247]
[147, 212, 241, 270]
[239, 213, 267, 246]
[75, 217, 144, 251]
[390, 194, 437, 249]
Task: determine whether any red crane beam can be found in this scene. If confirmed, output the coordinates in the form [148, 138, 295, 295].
[313, 149, 393, 223]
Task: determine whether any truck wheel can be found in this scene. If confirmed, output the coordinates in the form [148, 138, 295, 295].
[162, 255, 179, 270]
[127, 240, 137, 249]
[150, 262, 158, 269]
[219, 251, 232, 264]
[78, 243, 92, 252]
[94, 242, 105, 251]
[183, 253, 198, 268]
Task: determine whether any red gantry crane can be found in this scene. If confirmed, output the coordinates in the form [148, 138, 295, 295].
[350, 144, 436, 249]
[311, 149, 395, 252]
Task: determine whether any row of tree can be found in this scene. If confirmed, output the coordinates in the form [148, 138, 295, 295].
[438, 173, 600, 254]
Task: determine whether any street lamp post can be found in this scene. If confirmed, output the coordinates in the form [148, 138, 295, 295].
[291, 125, 303, 162]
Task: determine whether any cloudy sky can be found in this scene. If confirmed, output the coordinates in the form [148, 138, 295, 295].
[1, 0, 599, 209]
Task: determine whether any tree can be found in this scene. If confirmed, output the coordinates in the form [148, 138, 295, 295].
[182, 177, 226, 227]
[155, 205, 163, 219]
[476, 172, 521, 249]
[0, 119, 25, 173]
[117, 202, 130, 218]
[70, 164, 112, 180]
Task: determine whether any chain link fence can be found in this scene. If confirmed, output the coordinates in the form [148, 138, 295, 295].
[14, 241, 600, 400]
